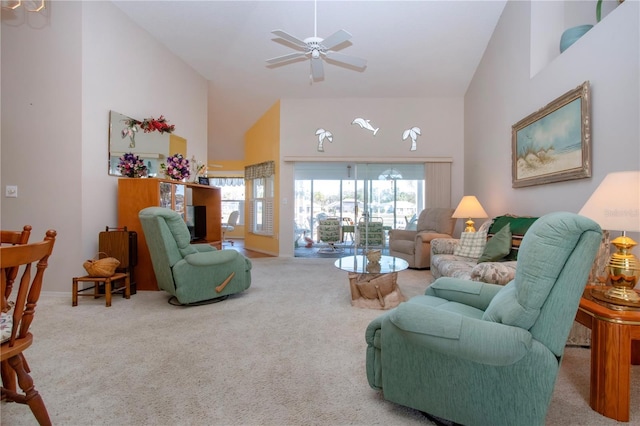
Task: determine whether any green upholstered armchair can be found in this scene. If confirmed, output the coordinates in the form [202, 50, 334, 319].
[138, 207, 251, 305]
[366, 212, 601, 426]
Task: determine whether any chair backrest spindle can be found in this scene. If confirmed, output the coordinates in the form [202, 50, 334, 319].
[1, 230, 56, 346]
[1, 225, 32, 301]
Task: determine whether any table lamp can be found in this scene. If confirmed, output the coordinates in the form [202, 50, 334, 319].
[452, 196, 488, 233]
[579, 171, 640, 303]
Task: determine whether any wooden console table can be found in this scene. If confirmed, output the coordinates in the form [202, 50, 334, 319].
[118, 178, 222, 291]
[574, 286, 640, 422]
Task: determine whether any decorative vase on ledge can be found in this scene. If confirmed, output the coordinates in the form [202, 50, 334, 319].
[560, 24, 593, 53]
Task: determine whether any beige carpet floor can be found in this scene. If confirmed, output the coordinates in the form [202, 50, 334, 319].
[2, 257, 638, 426]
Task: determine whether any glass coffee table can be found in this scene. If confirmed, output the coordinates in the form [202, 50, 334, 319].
[334, 254, 408, 275]
[334, 255, 409, 309]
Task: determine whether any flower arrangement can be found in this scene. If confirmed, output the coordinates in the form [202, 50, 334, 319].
[117, 153, 148, 178]
[161, 153, 190, 181]
[122, 115, 175, 148]
[124, 115, 175, 134]
[140, 115, 175, 134]
[190, 156, 207, 181]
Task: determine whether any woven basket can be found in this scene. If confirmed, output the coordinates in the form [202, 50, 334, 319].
[83, 252, 120, 278]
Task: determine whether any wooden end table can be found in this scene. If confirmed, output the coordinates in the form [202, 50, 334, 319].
[575, 286, 640, 422]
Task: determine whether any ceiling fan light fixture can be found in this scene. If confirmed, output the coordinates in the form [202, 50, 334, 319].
[265, 0, 366, 81]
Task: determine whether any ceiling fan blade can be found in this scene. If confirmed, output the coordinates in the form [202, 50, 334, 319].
[271, 30, 308, 49]
[310, 57, 324, 81]
[324, 51, 367, 69]
[321, 29, 352, 50]
[266, 52, 307, 64]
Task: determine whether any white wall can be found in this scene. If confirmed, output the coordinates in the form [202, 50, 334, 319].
[278, 97, 464, 255]
[2, 2, 83, 293]
[280, 98, 463, 161]
[465, 0, 639, 249]
[1, 1, 208, 291]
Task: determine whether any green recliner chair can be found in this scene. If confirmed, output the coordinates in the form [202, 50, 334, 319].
[138, 207, 251, 305]
[365, 212, 602, 426]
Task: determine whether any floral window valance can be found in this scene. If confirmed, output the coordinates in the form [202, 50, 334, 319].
[245, 161, 275, 180]
[210, 177, 245, 187]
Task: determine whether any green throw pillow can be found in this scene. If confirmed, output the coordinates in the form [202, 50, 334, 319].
[478, 223, 512, 263]
[488, 215, 538, 260]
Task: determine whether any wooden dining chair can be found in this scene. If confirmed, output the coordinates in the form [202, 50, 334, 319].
[1, 229, 56, 426]
[1, 225, 32, 300]
[0, 225, 32, 398]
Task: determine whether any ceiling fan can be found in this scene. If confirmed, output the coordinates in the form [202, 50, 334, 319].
[266, 1, 367, 82]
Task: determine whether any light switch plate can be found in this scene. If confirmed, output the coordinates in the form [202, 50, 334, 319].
[5, 185, 18, 198]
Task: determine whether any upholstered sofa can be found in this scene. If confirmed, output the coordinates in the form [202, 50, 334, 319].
[430, 215, 538, 285]
[388, 208, 455, 269]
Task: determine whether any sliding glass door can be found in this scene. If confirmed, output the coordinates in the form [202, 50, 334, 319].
[294, 163, 424, 250]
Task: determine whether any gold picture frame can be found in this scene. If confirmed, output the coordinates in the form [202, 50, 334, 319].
[512, 81, 591, 188]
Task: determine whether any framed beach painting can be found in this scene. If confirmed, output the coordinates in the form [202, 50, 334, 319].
[512, 81, 591, 188]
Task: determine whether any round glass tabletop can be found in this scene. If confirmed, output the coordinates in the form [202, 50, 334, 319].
[334, 255, 409, 274]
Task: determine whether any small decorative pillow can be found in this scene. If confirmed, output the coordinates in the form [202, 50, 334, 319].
[478, 223, 512, 263]
[471, 261, 517, 285]
[488, 215, 538, 260]
[431, 238, 460, 255]
[453, 230, 488, 259]
[0, 311, 13, 343]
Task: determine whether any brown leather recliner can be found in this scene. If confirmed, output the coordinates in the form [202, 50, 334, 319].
[388, 208, 455, 269]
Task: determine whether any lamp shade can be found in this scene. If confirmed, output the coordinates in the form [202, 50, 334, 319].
[452, 196, 488, 219]
[578, 171, 640, 232]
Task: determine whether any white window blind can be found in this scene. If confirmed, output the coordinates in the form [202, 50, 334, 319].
[249, 198, 274, 236]
[246, 163, 275, 236]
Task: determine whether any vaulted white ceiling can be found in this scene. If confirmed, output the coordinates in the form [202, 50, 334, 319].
[112, 0, 507, 159]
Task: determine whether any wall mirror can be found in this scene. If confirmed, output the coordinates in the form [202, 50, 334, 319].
[108, 110, 186, 177]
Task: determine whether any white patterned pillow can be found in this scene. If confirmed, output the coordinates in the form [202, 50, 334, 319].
[1, 311, 13, 343]
[453, 230, 487, 259]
